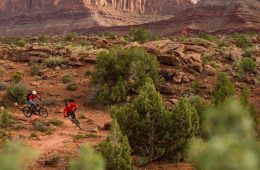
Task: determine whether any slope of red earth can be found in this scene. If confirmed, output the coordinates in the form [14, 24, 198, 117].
[0, 34, 259, 169]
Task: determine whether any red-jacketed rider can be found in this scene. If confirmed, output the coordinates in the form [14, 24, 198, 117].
[63, 102, 78, 118]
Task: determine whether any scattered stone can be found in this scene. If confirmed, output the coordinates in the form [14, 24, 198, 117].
[185, 45, 207, 53]
[158, 84, 175, 95]
[190, 62, 203, 73]
[169, 98, 178, 105]
[157, 55, 180, 66]
[159, 68, 176, 81]
[30, 81, 41, 86]
[173, 72, 184, 83]
[54, 66, 60, 71]
[182, 75, 190, 83]
[205, 65, 217, 76]
[223, 47, 243, 61]
[86, 124, 100, 133]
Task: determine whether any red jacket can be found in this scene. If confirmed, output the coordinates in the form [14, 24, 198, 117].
[28, 94, 40, 101]
[63, 102, 78, 117]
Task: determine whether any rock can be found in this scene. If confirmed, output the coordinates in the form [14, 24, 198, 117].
[124, 42, 141, 48]
[185, 45, 207, 53]
[173, 72, 184, 83]
[190, 62, 203, 73]
[186, 53, 202, 63]
[175, 44, 185, 52]
[54, 66, 60, 71]
[169, 98, 178, 104]
[161, 43, 180, 54]
[95, 39, 112, 48]
[147, 47, 161, 56]
[224, 47, 243, 61]
[159, 68, 176, 81]
[158, 84, 174, 95]
[14, 102, 18, 107]
[86, 124, 100, 133]
[157, 55, 180, 66]
[182, 75, 190, 83]
[204, 65, 217, 76]
[1, 106, 5, 110]
[79, 55, 97, 64]
[30, 81, 41, 86]
[67, 62, 83, 67]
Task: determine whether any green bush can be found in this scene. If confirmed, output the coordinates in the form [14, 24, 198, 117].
[62, 74, 73, 84]
[33, 120, 51, 133]
[129, 28, 158, 43]
[45, 57, 67, 68]
[11, 71, 24, 84]
[31, 64, 41, 76]
[191, 79, 201, 94]
[14, 39, 27, 47]
[30, 132, 38, 138]
[243, 47, 256, 58]
[188, 99, 260, 170]
[99, 32, 116, 39]
[48, 119, 63, 126]
[0, 82, 7, 91]
[233, 33, 252, 49]
[0, 142, 39, 170]
[0, 110, 13, 128]
[99, 120, 132, 170]
[65, 32, 78, 41]
[2, 84, 27, 104]
[92, 47, 161, 104]
[238, 57, 256, 73]
[69, 144, 105, 170]
[198, 32, 217, 42]
[112, 82, 198, 161]
[212, 73, 235, 105]
[66, 83, 78, 91]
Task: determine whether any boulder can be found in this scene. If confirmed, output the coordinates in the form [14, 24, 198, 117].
[159, 68, 176, 81]
[157, 55, 180, 66]
[147, 47, 161, 56]
[158, 84, 175, 95]
[95, 39, 112, 48]
[204, 65, 217, 76]
[124, 42, 141, 48]
[185, 45, 207, 53]
[223, 47, 243, 61]
[186, 53, 202, 63]
[161, 43, 180, 54]
[175, 44, 185, 52]
[173, 72, 184, 83]
[190, 62, 203, 73]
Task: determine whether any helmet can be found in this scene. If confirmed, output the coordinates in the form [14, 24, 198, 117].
[32, 91, 37, 95]
[65, 102, 69, 106]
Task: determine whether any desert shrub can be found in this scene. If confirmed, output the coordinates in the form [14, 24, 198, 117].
[99, 120, 132, 170]
[188, 98, 260, 170]
[65, 32, 78, 41]
[0, 142, 39, 170]
[11, 71, 24, 84]
[0, 110, 13, 128]
[112, 82, 198, 161]
[14, 39, 27, 47]
[80, 39, 93, 46]
[0, 82, 7, 91]
[198, 32, 217, 42]
[92, 47, 161, 104]
[45, 57, 67, 68]
[44, 154, 60, 167]
[66, 83, 78, 91]
[238, 57, 256, 74]
[2, 84, 27, 104]
[84, 70, 92, 77]
[69, 144, 105, 170]
[31, 64, 41, 76]
[191, 79, 201, 94]
[12, 124, 27, 130]
[30, 132, 38, 138]
[129, 28, 158, 43]
[212, 73, 235, 105]
[74, 133, 85, 140]
[243, 47, 256, 58]
[201, 54, 212, 64]
[233, 33, 252, 49]
[48, 119, 63, 126]
[62, 74, 73, 84]
[33, 120, 51, 133]
[217, 39, 229, 47]
[99, 32, 116, 39]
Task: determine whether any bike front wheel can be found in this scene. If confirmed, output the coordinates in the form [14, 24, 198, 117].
[72, 118, 81, 130]
[23, 106, 33, 117]
[39, 107, 48, 118]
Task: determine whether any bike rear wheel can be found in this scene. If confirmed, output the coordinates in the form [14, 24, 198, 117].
[39, 107, 48, 118]
[23, 106, 32, 117]
[73, 118, 81, 130]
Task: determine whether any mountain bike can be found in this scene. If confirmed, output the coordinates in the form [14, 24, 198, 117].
[23, 104, 48, 118]
[67, 111, 81, 130]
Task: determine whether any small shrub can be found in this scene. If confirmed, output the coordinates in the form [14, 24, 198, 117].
[201, 54, 212, 64]
[80, 39, 93, 46]
[30, 132, 38, 138]
[198, 32, 217, 42]
[212, 73, 235, 105]
[2, 84, 27, 104]
[84, 70, 92, 77]
[238, 57, 256, 73]
[0, 82, 7, 91]
[44, 154, 60, 167]
[0, 142, 39, 170]
[217, 39, 229, 47]
[11, 71, 24, 84]
[45, 57, 67, 68]
[233, 33, 252, 49]
[99, 120, 132, 170]
[48, 119, 63, 126]
[66, 83, 78, 91]
[31, 64, 41, 76]
[130, 28, 158, 43]
[243, 47, 256, 58]
[62, 74, 73, 84]
[191, 79, 201, 94]
[69, 144, 105, 170]
[13, 124, 27, 130]
[99, 32, 116, 39]
[65, 32, 78, 41]
[33, 120, 51, 133]
[0, 110, 13, 128]
[74, 133, 85, 140]
[34, 76, 42, 81]
[14, 39, 27, 47]
[136, 157, 149, 167]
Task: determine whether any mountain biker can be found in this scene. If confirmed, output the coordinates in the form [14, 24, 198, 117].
[26, 91, 41, 108]
[63, 102, 78, 118]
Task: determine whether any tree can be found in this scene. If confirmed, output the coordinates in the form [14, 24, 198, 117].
[189, 98, 260, 170]
[92, 47, 161, 104]
[99, 120, 132, 170]
[112, 82, 199, 162]
[212, 73, 235, 105]
[70, 144, 105, 170]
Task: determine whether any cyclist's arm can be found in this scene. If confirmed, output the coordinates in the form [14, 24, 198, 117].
[63, 108, 68, 117]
